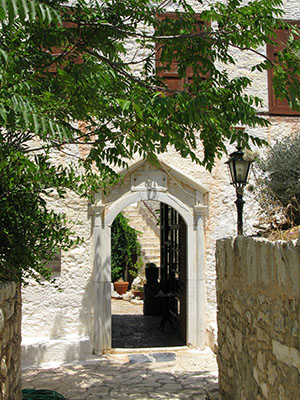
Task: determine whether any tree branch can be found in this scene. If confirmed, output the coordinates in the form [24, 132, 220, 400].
[76, 44, 157, 90]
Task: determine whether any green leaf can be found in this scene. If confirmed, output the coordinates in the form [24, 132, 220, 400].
[0, 106, 7, 121]
[32, 113, 39, 132]
[28, 0, 36, 21]
[0, 48, 8, 63]
[7, 0, 17, 23]
[0, 0, 7, 13]
[37, 3, 45, 22]
[0, 5, 5, 20]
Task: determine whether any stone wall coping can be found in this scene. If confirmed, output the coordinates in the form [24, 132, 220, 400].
[216, 233, 300, 399]
[216, 235, 300, 296]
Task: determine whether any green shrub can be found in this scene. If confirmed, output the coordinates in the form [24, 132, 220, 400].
[254, 134, 300, 228]
[111, 213, 142, 282]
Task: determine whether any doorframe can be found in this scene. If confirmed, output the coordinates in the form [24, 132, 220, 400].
[90, 159, 209, 354]
[91, 189, 208, 354]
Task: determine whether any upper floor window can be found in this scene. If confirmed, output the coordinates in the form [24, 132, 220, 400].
[155, 13, 209, 94]
[46, 20, 83, 74]
[267, 23, 300, 115]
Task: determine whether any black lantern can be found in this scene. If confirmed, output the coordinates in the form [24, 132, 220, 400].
[226, 147, 252, 235]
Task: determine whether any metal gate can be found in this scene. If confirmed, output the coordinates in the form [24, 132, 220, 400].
[160, 203, 187, 343]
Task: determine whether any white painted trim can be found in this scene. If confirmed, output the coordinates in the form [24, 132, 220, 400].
[92, 159, 208, 354]
[105, 191, 192, 227]
[115, 159, 209, 195]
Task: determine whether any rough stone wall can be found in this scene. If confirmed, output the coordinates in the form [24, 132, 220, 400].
[216, 236, 300, 400]
[0, 282, 21, 400]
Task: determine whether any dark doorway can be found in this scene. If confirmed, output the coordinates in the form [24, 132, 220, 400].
[112, 201, 187, 349]
[112, 299, 183, 348]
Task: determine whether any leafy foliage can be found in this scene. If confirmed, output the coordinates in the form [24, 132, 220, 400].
[253, 134, 300, 229]
[0, 0, 300, 282]
[111, 213, 142, 282]
[0, 138, 81, 283]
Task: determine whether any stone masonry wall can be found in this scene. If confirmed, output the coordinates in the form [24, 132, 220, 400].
[0, 282, 22, 400]
[216, 236, 300, 400]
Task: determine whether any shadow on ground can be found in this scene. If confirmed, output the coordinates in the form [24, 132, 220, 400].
[22, 356, 219, 400]
[112, 314, 184, 348]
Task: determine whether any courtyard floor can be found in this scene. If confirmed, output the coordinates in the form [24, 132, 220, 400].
[112, 298, 185, 348]
[22, 299, 219, 400]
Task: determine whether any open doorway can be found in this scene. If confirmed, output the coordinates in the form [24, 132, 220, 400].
[92, 159, 208, 355]
[111, 200, 187, 349]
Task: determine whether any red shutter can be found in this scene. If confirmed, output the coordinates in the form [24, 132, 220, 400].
[267, 25, 300, 115]
[156, 13, 208, 94]
[47, 20, 83, 74]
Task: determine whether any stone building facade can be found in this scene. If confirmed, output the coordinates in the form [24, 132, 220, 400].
[21, 0, 300, 366]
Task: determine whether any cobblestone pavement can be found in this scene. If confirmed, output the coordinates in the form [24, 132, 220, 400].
[22, 348, 219, 400]
[22, 300, 219, 399]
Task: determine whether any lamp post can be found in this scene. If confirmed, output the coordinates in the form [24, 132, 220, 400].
[226, 147, 252, 235]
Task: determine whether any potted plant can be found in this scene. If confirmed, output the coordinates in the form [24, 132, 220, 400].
[114, 278, 129, 295]
[131, 278, 146, 299]
[111, 213, 143, 294]
[132, 285, 141, 298]
[138, 284, 144, 300]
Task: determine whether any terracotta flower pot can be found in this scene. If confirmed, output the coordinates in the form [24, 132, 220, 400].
[132, 289, 140, 298]
[114, 281, 129, 295]
[132, 289, 144, 300]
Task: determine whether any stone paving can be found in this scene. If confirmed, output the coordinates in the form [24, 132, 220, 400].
[22, 300, 219, 399]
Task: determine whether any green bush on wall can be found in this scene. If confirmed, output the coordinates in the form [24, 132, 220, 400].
[254, 134, 300, 228]
[111, 213, 142, 282]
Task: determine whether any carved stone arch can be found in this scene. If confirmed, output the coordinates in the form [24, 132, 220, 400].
[105, 191, 193, 227]
[90, 159, 208, 354]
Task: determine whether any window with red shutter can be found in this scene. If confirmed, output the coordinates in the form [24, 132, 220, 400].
[155, 13, 209, 94]
[267, 23, 300, 115]
[47, 20, 83, 74]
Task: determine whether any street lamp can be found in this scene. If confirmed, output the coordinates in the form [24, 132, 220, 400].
[226, 147, 252, 235]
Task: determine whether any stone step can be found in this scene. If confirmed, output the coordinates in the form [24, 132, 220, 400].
[125, 224, 159, 240]
[138, 236, 160, 247]
[123, 204, 161, 268]
[136, 230, 159, 240]
[141, 249, 160, 257]
[140, 240, 160, 248]
[128, 221, 153, 232]
[130, 221, 159, 233]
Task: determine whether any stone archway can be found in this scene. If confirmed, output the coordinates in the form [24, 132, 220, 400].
[89, 160, 208, 354]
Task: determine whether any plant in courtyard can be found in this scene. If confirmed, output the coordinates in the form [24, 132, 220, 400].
[132, 277, 146, 291]
[253, 134, 300, 232]
[111, 213, 143, 282]
[1, 0, 300, 283]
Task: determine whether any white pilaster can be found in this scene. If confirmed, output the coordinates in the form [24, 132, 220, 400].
[91, 205, 112, 354]
[194, 204, 208, 348]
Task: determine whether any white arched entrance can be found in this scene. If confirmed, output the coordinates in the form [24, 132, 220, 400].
[90, 160, 208, 354]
